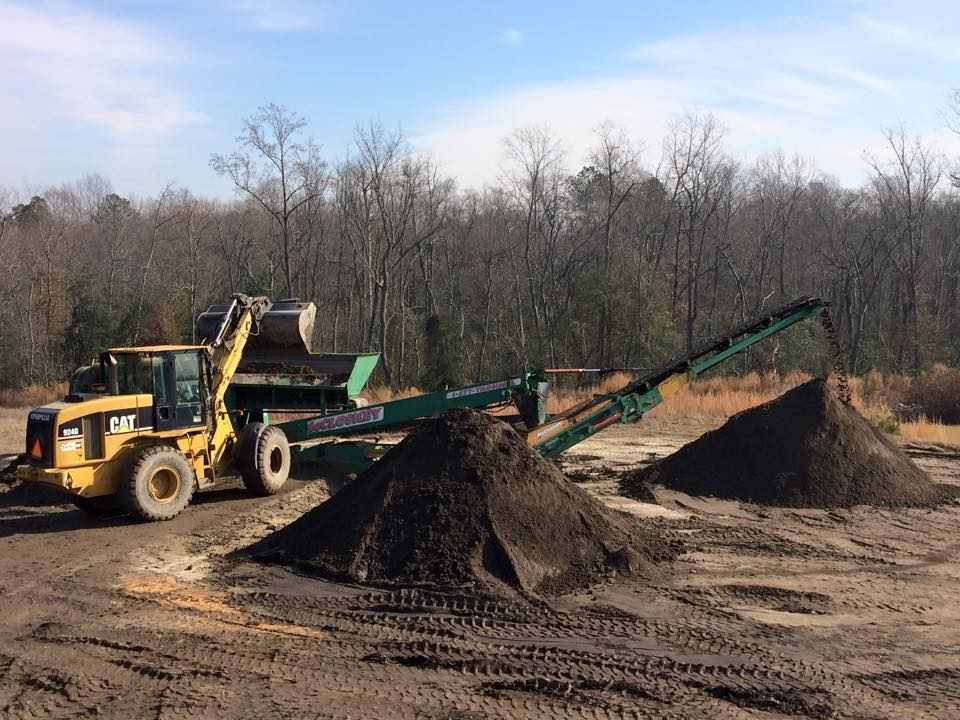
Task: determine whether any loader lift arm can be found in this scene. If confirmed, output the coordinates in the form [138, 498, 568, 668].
[527, 296, 834, 458]
[203, 294, 271, 475]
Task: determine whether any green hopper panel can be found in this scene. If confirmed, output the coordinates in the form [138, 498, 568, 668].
[347, 353, 381, 398]
[223, 351, 382, 415]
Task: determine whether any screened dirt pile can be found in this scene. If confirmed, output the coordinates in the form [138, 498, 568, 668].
[250, 408, 673, 595]
[622, 378, 952, 508]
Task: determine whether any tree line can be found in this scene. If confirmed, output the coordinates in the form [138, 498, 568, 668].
[1, 103, 958, 391]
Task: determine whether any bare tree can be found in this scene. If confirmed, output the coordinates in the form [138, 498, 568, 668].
[132, 184, 179, 344]
[661, 111, 732, 352]
[5, 109, 960, 390]
[174, 191, 216, 342]
[94, 192, 136, 314]
[336, 124, 452, 385]
[585, 122, 641, 364]
[503, 126, 576, 365]
[867, 127, 943, 370]
[946, 88, 960, 187]
[211, 103, 327, 297]
[753, 151, 813, 299]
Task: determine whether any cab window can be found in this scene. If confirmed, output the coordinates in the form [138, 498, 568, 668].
[115, 353, 154, 395]
[174, 352, 202, 405]
[152, 356, 167, 404]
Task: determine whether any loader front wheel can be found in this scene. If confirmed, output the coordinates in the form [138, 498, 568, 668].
[238, 423, 290, 496]
[120, 446, 196, 521]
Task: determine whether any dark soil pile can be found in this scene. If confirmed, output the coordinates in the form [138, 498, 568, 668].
[622, 379, 950, 508]
[0, 454, 21, 484]
[250, 409, 673, 595]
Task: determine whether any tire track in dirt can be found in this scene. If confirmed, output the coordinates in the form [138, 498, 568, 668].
[3, 433, 960, 718]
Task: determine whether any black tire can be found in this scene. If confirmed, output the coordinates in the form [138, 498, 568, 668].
[234, 421, 262, 479]
[238, 423, 290, 496]
[71, 494, 121, 517]
[119, 446, 196, 521]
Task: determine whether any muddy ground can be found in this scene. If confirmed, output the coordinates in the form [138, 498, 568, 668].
[1, 416, 959, 719]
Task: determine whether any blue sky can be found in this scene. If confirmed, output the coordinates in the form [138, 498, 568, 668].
[2, 0, 959, 198]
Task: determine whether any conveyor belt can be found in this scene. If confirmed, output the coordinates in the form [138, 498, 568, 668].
[529, 296, 834, 457]
[619, 296, 829, 396]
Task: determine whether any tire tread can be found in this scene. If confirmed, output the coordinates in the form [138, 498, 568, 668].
[119, 445, 196, 521]
[238, 424, 289, 496]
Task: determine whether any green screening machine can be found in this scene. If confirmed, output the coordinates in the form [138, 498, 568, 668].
[197, 299, 381, 421]
[198, 296, 842, 473]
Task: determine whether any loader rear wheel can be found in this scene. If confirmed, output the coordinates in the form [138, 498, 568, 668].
[120, 446, 196, 521]
[237, 423, 290, 496]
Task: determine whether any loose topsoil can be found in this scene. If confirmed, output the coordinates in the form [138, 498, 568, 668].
[622, 378, 952, 508]
[243, 361, 320, 377]
[250, 408, 673, 595]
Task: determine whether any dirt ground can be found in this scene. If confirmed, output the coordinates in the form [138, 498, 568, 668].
[1, 415, 959, 719]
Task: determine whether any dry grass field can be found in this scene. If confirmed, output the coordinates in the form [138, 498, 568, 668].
[0, 406, 28, 454]
[2, 372, 958, 450]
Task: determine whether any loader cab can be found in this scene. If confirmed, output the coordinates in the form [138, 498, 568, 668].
[104, 346, 208, 433]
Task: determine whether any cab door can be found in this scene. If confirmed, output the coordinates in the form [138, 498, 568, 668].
[172, 351, 206, 429]
[152, 354, 176, 432]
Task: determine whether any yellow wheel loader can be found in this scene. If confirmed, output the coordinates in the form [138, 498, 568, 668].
[16, 295, 311, 521]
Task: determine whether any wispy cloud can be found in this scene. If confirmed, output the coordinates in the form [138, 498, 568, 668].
[226, 0, 327, 32]
[414, 11, 960, 188]
[499, 26, 525, 46]
[0, 1, 206, 140]
[853, 14, 960, 61]
[623, 23, 899, 112]
[0, 0, 208, 190]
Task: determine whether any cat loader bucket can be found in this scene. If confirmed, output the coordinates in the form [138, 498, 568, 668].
[197, 299, 316, 358]
[197, 299, 379, 394]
